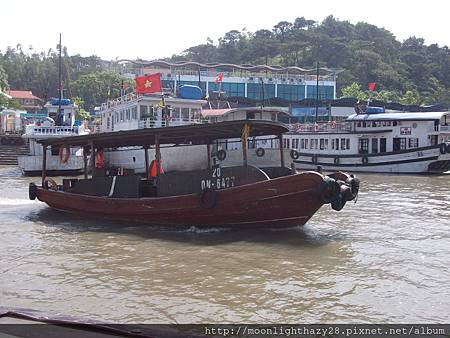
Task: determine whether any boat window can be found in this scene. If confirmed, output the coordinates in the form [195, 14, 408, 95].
[181, 108, 189, 120]
[393, 121, 398, 126]
[271, 113, 276, 121]
[372, 138, 378, 153]
[140, 105, 148, 118]
[51, 145, 59, 156]
[126, 109, 131, 120]
[362, 121, 366, 128]
[310, 139, 314, 149]
[172, 107, 180, 119]
[408, 138, 419, 148]
[335, 138, 339, 150]
[320, 139, 324, 150]
[120, 110, 124, 121]
[346, 139, 350, 150]
[314, 139, 318, 150]
[324, 139, 329, 150]
[357, 122, 361, 127]
[246, 111, 256, 120]
[191, 108, 201, 120]
[331, 139, 335, 150]
[132, 107, 137, 119]
[380, 138, 387, 152]
[341, 138, 346, 150]
[305, 139, 308, 149]
[393, 137, 406, 151]
[358, 138, 369, 154]
[300, 139, 305, 149]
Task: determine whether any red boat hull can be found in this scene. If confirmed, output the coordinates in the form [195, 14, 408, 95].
[36, 172, 331, 228]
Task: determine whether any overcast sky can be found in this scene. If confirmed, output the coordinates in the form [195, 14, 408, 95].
[2, 0, 449, 61]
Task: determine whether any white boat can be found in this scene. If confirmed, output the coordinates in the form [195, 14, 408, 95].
[18, 99, 89, 175]
[284, 109, 450, 174]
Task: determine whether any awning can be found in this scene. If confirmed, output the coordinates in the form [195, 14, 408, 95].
[38, 120, 289, 148]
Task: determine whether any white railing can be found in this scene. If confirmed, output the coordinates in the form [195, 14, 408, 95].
[289, 122, 353, 133]
[25, 125, 86, 136]
[99, 93, 137, 111]
[138, 117, 207, 129]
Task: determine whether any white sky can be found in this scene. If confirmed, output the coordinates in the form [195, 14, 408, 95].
[2, 0, 449, 61]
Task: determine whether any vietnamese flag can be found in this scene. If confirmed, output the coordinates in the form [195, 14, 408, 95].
[368, 82, 376, 92]
[136, 73, 162, 94]
[215, 73, 223, 83]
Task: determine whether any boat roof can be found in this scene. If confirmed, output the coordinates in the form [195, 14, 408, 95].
[202, 107, 291, 118]
[346, 111, 449, 121]
[37, 120, 289, 148]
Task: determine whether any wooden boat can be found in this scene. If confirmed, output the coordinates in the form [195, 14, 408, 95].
[29, 120, 359, 228]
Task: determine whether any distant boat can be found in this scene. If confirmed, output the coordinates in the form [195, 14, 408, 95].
[29, 120, 359, 228]
[284, 108, 450, 174]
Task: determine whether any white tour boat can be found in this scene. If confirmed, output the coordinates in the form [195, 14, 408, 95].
[18, 98, 89, 175]
[284, 108, 450, 174]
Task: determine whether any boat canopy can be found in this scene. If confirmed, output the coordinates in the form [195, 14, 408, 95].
[346, 111, 448, 122]
[37, 120, 289, 148]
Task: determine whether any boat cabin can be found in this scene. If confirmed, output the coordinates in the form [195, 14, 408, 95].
[99, 93, 206, 133]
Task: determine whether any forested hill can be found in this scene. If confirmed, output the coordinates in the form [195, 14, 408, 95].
[170, 15, 449, 105]
[0, 15, 449, 110]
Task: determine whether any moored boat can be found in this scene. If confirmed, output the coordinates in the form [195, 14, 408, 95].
[29, 120, 359, 228]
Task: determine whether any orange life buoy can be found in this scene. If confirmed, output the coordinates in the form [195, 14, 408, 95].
[59, 145, 70, 164]
[331, 121, 337, 129]
[95, 149, 105, 168]
[149, 160, 164, 177]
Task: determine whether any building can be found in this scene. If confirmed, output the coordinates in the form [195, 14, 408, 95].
[6, 90, 44, 114]
[130, 61, 340, 102]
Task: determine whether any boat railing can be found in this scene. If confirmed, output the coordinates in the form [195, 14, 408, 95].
[25, 125, 86, 136]
[99, 93, 138, 111]
[289, 122, 353, 133]
[138, 117, 207, 129]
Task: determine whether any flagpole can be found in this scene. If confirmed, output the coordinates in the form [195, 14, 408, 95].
[58, 33, 62, 126]
[315, 61, 319, 125]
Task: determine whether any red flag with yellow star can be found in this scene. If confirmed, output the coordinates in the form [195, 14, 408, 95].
[135, 73, 162, 94]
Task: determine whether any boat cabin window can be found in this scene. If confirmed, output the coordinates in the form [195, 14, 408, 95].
[51, 145, 59, 156]
[140, 105, 148, 117]
[172, 108, 180, 119]
[340, 138, 346, 150]
[346, 139, 350, 150]
[181, 108, 189, 120]
[393, 137, 407, 151]
[393, 121, 398, 126]
[358, 138, 369, 154]
[305, 139, 308, 149]
[246, 111, 256, 120]
[300, 139, 305, 149]
[408, 138, 419, 148]
[380, 138, 387, 152]
[132, 107, 137, 119]
[372, 138, 378, 153]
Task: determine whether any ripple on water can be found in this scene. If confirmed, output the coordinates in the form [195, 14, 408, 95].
[0, 172, 449, 323]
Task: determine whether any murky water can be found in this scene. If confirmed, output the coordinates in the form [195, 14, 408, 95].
[1, 165, 449, 323]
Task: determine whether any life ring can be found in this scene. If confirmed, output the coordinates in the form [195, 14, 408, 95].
[290, 149, 299, 160]
[255, 147, 265, 157]
[439, 143, 447, 154]
[59, 145, 70, 164]
[362, 156, 369, 165]
[217, 149, 227, 161]
[312, 154, 318, 164]
[334, 157, 340, 165]
[330, 121, 337, 129]
[43, 177, 58, 191]
[199, 188, 218, 209]
[29, 183, 37, 200]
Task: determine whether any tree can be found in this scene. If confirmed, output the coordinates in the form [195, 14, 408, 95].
[340, 82, 368, 100]
[400, 90, 422, 105]
[72, 96, 89, 120]
[0, 64, 8, 91]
